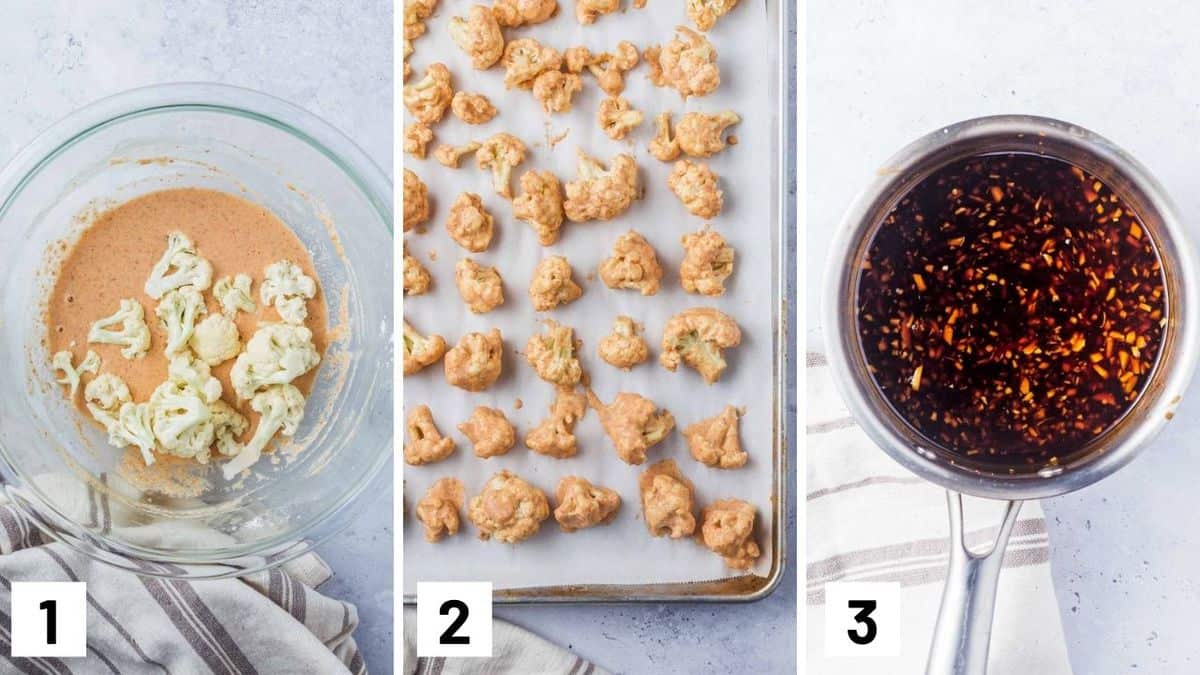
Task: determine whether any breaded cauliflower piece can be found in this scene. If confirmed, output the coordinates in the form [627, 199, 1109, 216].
[492, 0, 557, 27]
[468, 470, 550, 543]
[676, 110, 740, 157]
[475, 133, 527, 199]
[687, 0, 740, 32]
[598, 96, 644, 140]
[563, 150, 640, 222]
[684, 405, 747, 468]
[445, 192, 495, 252]
[680, 226, 734, 295]
[404, 243, 433, 296]
[449, 5, 505, 69]
[416, 477, 465, 542]
[528, 255, 583, 311]
[525, 320, 583, 386]
[660, 307, 741, 383]
[189, 314, 241, 366]
[434, 141, 481, 168]
[502, 38, 563, 90]
[525, 386, 587, 458]
[405, 405, 457, 465]
[554, 476, 620, 532]
[587, 389, 675, 465]
[532, 70, 583, 114]
[575, 0, 618, 25]
[700, 498, 761, 570]
[454, 258, 505, 313]
[404, 169, 431, 232]
[639, 459, 696, 538]
[405, 122, 434, 158]
[598, 230, 663, 295]
[404, 0, 439, 40]
[404, 63, 454, 125]
[668, 159, 723, 218]
[645, 27, 721, 99]
[648, 112, 681, 161]
[458, 406, 516, 458]
[513, 170, 565, 245]
[598, 315, 649, 370]
[566, 42, 639, 96]
[451, 91, 498, 124]
[444, 328, 504, 391]
[403, 321, 447, 375]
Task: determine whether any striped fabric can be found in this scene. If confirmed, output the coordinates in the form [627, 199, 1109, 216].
[806, 353, 1073, 673]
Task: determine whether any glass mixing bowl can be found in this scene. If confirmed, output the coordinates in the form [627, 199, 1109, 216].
[0, 83, 393, 578]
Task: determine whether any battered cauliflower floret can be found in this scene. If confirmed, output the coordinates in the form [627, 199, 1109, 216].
[449, 6, 505, 70]
[492, 0, 558, 27]
[214, 274, 256, 317]
[404, 169, 431, 232]
[676, 110, 740, 157]
[404, 243, 433, 296]
[458, 406, 516, 458]
[575, 0, 618, 24]
[645, 27, 721, 99]
[660, 307, 741, 384]
[416, 477, 465, 542]
[598, 315, 649, 370]
[598, 230, 663, 295]
[554, 476, 620, 532]
[639, 459, 696, 538]
[211, 399, 248, 459]
[229, 323, 321, 399]
[687, 0, 740, 32]
[587, 389, 675, 465]
[404, 37, 414, 81]
[454, 258, 505, 313]
[648, 112, 681, 161]
[502, 38, 563, 90]
[404, 0, 439, 40]
[148, 379, 215, 463]
[451, 91, 498, 124]
[525, 386, 587, 458]
[513, 170, 565, 245]
[405, 122, 434, 158]
[144, 231, 213, 299]
[403, 321, 448, 375]
[434, 141, 481, 168]
[684, 405, 747, 468]
[404, 63, 454, 125]
[221, 383, 305, 477]
[524, 320, 583, 386]
[598, 96, 644, 139]
[189, 314, 241, 366]
[52, 350, 99, 399]
[567, 42, 639, 96]
[260, 260, 317, 325]
[87, 298, 150, 360]
[405, 405, 457, 466]
[445, 192, 495, 252]
[528, 255, 583, 311]
[475, 133, 527, 199]
[155, 286, 206, 358]
[680, 226, 734, 295]
[531, 70, 583, 114]
[700, 498, 761, 570]
[469, 470, 550, 543]
[84, 372, 131, 428]
[563, 150, 640, 222]
[668, 159, 723, 218]
[444, 328, 504, 391]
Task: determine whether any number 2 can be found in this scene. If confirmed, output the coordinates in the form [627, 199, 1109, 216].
[439, 600, 470, 645]
[39, 600, 57, 645]
[847, 599, 877, 645]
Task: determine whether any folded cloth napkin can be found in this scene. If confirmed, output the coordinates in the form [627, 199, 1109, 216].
[806, 352, 1073, 673]
[0, 475, 366, 674]
[403, 609, 610, 675]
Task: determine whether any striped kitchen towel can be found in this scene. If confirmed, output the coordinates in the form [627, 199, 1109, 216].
[806, 352, 1073, 674]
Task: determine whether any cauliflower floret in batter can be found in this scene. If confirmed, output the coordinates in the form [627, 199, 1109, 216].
[513, 170, 566, 245]
[405, 404, 457, 465]
[686, 0, 740, 32]
[660, 307, 741, 384]
[454, 258, 505, 313]
[598, 96, 644, 140]
[434, 141, 482, 168]
[458, 406, 517, 458]
[525, 320, 583, 386]
[445, 192, 495, 252]
[700, 498, 761, 570]
[528, 255, 583, 311]
[588, 389, 675, 465]
[449, 5, 505, 69]
[404, 63, 454, 125]
[599, 230, 662, 296]
[403, 169, 431, 232]
[451, 91, 498, 124]
[468, 470, 550, 543]
[403, 321, 447, 375]
[598, 315, 649, 370]
[404, 243, 433, 296]
[684, 405, 747, 468]
[532, 70, 583, 114]
[525, 386, 588, 458]
[502, 38, 563, 89]
[405, 122, 434, 159]
[644, 27, 720, 99]
[554, 476, 621, 532]
[416, 477, 465, 542]
[575, 0, 618, 24]
[444, 328, 504, 391]
[668, 159, 723, 218]
[648, 112, 681, 161]
[676, 110, 740, 157]
[492, 0, 558, 27]
[563, 150, 640, 222]
[639, 459, 696, 538]
[680, 226, 734, 295]
[475, 133, 527, 199]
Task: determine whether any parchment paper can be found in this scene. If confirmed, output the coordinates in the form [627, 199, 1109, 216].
[403, 0, 777, 592]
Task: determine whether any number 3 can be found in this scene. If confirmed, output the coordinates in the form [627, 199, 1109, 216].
[39, 600, 57, 645]
[847, 599, 877, 645]
[439, 600, 470, 645]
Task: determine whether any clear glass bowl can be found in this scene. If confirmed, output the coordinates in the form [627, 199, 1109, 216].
[0, 83, 393, 578]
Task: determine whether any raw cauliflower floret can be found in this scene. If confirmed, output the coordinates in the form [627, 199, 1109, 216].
[404, 404, 457, 466]
[468, 470, 550, 543]
[492, 0, 558, 27]
[513, 170, 565, 245]
[598, 315, 649, 370]
[84, 372, 131, 428]
[475, 133, 527, 199]
[575, 0, 618, 24]
[404, 169, 431, 231]
[404, 243, 433, 296]
[451, 91, 498, 124]
[645, 27, 721, 99]
[222, 383, 306, 478]
[598, 96, 644, 139]
[700, 498, 761, 570]
[684, 405, 747, 468]
[528, 255, 583, 311]
[110, 402, 158, 466]
[599, 230, 663, 295]
[403, 321, 447, 375]
[214, 274, 256, 317]
[532, 71, 583, 114]
[229, 323, 321, 400]
[166, 353, 223, 404]
[189, 314, 241, 366]
[417, 477, 466, 542]
[449, 5, 505, 69]
[444, 328, 504, 391]
[144, 231, 213, 299]
[52, 350, 100, 398]
[404, 63, 454, 125]
[648, 112, 681, 161]
[639, 459, 696, 538]
[404, 0, 439, 40]
[405, 122, 434, 158]
[87, 298, 150, 359]
[568, 42, 639, 96]
[588, 389, 675, 465]
[676, 110, 740, 157]
[149, 380, 215, 463]
[660, 307, 741, 383]
[680, 226, 734, 295]
[502, 38, 563, 89]
[434, 141, 482, 168]
[525, 320, 583, 386]
[668, 159, 723, 218]
[554, 476, 620, 532]
[458, 406, 516, 458]
[563, 150, 640, 222]
[525, 386, 587, 458]
[261, 260, 317, 325]
[454, 258, 505, 313]
[155, 286, 206, 358]
[211, 399, 249, 459]
[445, 193, 495, 252]
[687, 0, 740, 32]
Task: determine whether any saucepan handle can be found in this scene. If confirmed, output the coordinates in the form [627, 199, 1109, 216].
[925, 491, 1024, 675]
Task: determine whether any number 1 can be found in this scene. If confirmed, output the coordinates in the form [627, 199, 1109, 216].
[38, 600, 57, 645]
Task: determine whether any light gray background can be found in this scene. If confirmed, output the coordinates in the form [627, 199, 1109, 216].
[809, 1, 1200, 672]
[0, 2, 394, 672]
